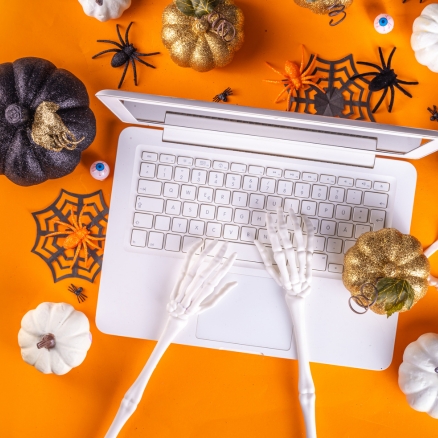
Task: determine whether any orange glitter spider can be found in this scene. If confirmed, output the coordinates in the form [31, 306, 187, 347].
[44, 206, 105, 269]
[265, 46, 326, 110]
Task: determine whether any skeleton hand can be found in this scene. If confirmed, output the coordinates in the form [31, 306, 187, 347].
[255, 207, 317, 438]
[105, 241, 237, 438]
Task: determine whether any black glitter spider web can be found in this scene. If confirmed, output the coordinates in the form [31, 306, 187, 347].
[287, 54, 375, 122]
[31, 190, 108, 283]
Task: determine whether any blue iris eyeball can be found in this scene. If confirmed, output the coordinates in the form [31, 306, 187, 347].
[374, 14, 394, 34]
[90, 161, 110, 181]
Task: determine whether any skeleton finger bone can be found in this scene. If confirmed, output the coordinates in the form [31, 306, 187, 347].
[254, 240, 282, 286]
[290, 209, 307, 286]
[198, 281, 238, 313]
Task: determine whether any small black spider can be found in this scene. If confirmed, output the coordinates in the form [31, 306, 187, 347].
[351, 47, 419, 113]
[68, 284, 87, 303]
[428, 105, 438, 121]
[213, 87, 233, 103]
[92, 22, 160, 89]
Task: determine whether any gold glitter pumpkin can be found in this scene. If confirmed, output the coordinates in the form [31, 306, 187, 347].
[343, 228, 430, 315]
[293, 0, 353, 15]
[161, 0, 244, 72]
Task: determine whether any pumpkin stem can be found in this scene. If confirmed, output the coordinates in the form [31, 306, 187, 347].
[37, 333, 56, 350]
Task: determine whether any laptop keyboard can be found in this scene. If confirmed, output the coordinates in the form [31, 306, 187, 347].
[129, 144, 393, 277]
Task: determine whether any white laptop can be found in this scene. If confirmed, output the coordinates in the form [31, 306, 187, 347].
[95, 90, 438, 371]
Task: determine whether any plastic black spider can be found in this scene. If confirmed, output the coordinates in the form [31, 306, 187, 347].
[92, 22, 160, 89]
[351, 47, 419, 113]
[213, 87, 233, 103]
[428, 105, 438, 121]
[68, 284, 87, 303]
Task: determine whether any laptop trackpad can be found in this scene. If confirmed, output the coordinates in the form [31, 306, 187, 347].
[196, 274, 293, 350]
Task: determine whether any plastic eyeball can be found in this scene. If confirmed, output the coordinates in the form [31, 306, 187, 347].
[90, 161, 110, 181]
[374, 14, 394, 34]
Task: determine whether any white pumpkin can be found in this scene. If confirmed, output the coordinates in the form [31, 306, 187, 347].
[78, 0, 132, 22]
[411, 4, 438, 73]
[399, 333, 438, 418]
[18, 302, 92, 375]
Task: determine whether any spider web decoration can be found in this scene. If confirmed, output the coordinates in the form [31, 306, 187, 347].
[287, 54, 375, 122]
[31, 190, 108, 283]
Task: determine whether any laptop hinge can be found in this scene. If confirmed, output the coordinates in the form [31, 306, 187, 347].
[162, 125, 376, 168]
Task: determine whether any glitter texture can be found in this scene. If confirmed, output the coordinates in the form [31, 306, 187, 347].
[343, 228, 430, 315]
[293, 0, 353, 15]
[162, 0, 244, 72]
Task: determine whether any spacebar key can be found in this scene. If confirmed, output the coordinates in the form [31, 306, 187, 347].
[205, 239, 263, 263]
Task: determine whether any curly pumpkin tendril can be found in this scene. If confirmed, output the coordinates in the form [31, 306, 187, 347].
[31, 101, 85, 152]
[206, 11, 236, 42]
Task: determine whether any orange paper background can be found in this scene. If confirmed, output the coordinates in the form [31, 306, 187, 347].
[1, 0, 438, 437]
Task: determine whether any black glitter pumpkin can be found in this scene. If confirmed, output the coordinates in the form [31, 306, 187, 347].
[0, 57, 96, 186]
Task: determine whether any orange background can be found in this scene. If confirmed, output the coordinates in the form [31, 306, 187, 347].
[1, 0, 438, 437]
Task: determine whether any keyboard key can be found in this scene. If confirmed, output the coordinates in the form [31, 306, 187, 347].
[165, 234, 181, 252]
[198, 187, 213, 202]
[138, 179, 162, 195]
[320, 220, 336, 236]
[356, 179, 371, 189]
[243, 176, 259, 191]
[374, 181, 390, 192]
[338, 177, 354, 187]
[312, 253, 328, 271]
[148, 232, 164, 249]
[155, 216, 170, 231]
[267, 168, 282, 177]
[140, 162, 156, 178]
[346, 189, 363, 205]
[208, 171, 224, 187]
[200, 204, 216, 220]
[232, 192, 248, 207]
[302, 172, 318, 182]
[284, 198, 299, 213]
[353, 207, 369, 222]
[172, 217, 188, 233]
[241, 227, 256, 242]
[327, 238, 343, 253]
[213, 161, 229, 171]
[251, 211, 267, 227]
[318, 203, 334, 218]
[160, 154, 176, 164]
[196, 158, 211, 168]
[182, 202, 198, 217]
[277, 180, 293, 196]
[133, 213, 153, 229]
[344, 240, 356, 253]
[286, 214, 302, 231]
[180, 185, 196, 200]
[225, 174, 241, 189]
[131, 229, 147, 247]
[294, 182, 311, 198]
[355, 224, 371, 238]
[136, 196, 164, 213]
[328, 264, 343, 273]
[215, 189, 231, 204]
[266, 196, 282, 211]
[142, 152, 158, 161]
[320, 175, 336, 184]
[166, 200, 182, 215]
[335, 205, 351, 220]
[260, 178, 276, 194]
[206, 222, 222, 238]
[157, 165, 172, 180]
[231, 163, 246, 173]
[234, 209, 250, 224]
[217, 206, 233, 222]
[337, 222, 353, 238]
[258, 229, 270, 244]
[249, 165, 264, 175]
[177, 156, 193, 166]
[174, 167, 190, 182]
[370, 210, 386, 230]
[284, 170, 300, 180]
[189, 220, 205, 235]
[302, 217, 318, 234]
[315, 236, 325, 252]
[363, 191, 388, 208]
[329, 187, 345, 202]
[191, 169, 207, 184]
[249, 194, 265, 209]
[163, 183, 179, 198]
[311, 185, 328, 200]
[301, 200, 317, 216]
[224, 224, 239, 240]
[182, 236, 203, 253]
